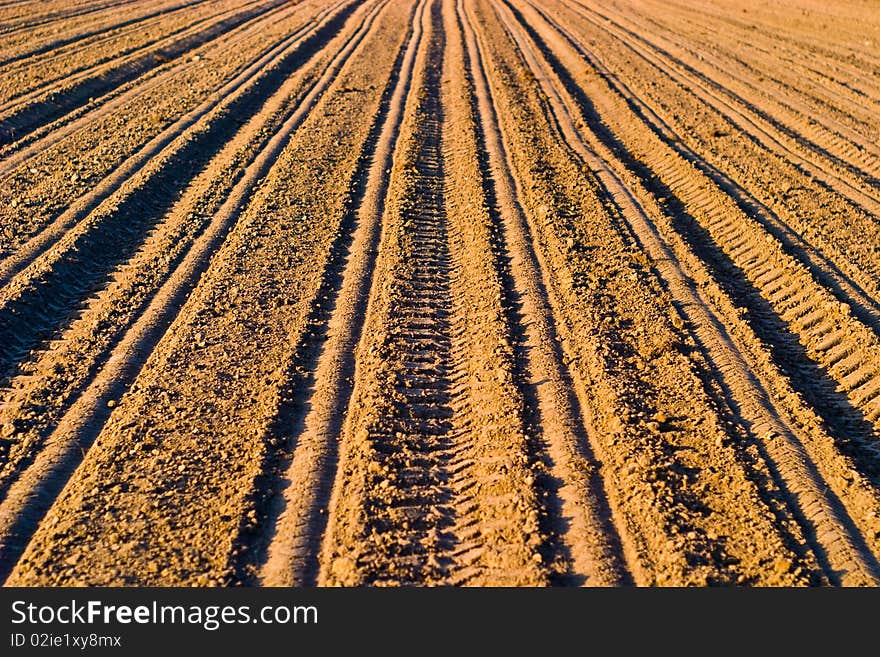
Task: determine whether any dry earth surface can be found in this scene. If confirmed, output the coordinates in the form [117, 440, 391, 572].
[0, 0, 879, 586]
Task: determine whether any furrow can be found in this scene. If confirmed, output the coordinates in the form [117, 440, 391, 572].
[0, 0, 384, 492]
[606, 0, 880, 169]
[1, 0, 234, 96]
[529, 1, 880, 444]
[5, 0, 408, 586]
[439, 0, 571, 583]
[651, 0, 880, 110]
[656, 0, 880, 103]
[0, 0, 341, 272]
[466, 0, 827, 586]
[695, 44, 880, 171]
[0, 0, 210, 65]
[0, 0, 144, 39]
[540, 0, 880, 323]
[1, 0, 875, 589]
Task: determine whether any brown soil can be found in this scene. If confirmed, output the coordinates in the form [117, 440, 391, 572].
[1, 0, 878, 586]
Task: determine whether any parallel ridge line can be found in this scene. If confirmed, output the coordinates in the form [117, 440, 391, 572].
[623, 0, 880, 144]
[318, 1, 532, 585]
[226, 0, 415, 586]
[0, 0, 143, 38]
[0, 0, 215, 67]
[642, 10, 880, 175]
[0, 0, 383, 501]
[0, 0, 240, 86]
[0, 0, 356, 385]
[597, 0, 880, 188]
[0, 0, 352, 293]
[352, 0, 466, 584]
[439, 0, 556, 585]
[659, 0, 880, 90]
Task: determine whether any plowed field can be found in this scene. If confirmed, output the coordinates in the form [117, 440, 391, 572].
[1, 0, 879, 586]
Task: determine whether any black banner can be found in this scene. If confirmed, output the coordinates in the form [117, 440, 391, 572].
[0, 587, 869, 652]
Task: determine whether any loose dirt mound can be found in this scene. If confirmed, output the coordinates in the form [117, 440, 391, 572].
[1, 0, 879, 586]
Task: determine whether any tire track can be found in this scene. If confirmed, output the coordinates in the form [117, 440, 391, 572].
[619, 0, 880, 141]
[664, 0, 880, 103]
[655, 16, 880, 170]
[457, 0, 630, 586]
[481, 0, 816, 586]
[480, 7, 822, 585]
[541, 0, 880, 329]
[439, 0, 571, 585]
[319, 13, 467, 581]
[256, 0, 426, 587]
[3, 0, 408, 585]
[0, 0, 389, 582]
[501, 0, 880, 585]
[659, 0, 880, 101]
[536, 0, 880, 332]
[656, 23, 880, 178]
[318, 0, 552, 586]
[639, 1, 880, 172]
[0, 0, 876, 587]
